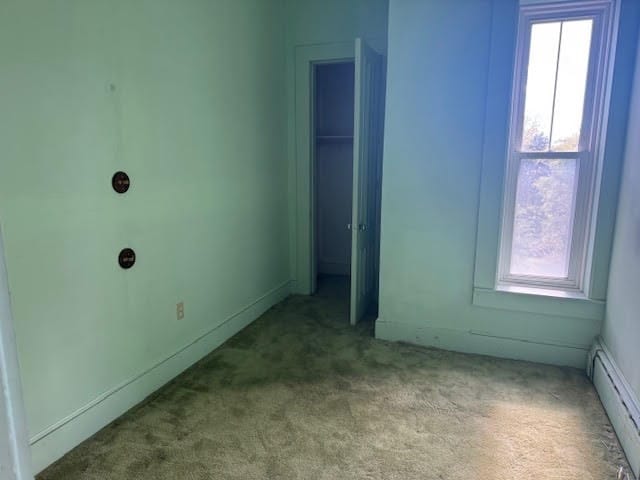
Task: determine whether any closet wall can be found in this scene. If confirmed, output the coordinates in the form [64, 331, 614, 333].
[315, 63, 355, 276]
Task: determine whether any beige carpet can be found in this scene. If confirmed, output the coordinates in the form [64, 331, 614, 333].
[39, 276, 630, 479]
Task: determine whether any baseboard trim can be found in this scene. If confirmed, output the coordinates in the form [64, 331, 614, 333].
[375, 318, 589, 367]
[588, 338, 640, 478]
[30, 280, 292, 474]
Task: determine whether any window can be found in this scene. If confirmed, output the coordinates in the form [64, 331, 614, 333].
[498, 0, 617, 293]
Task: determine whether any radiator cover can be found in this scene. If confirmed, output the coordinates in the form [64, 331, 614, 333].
[588, 338, 640, 479]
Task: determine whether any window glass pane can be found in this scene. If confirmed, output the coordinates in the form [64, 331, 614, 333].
[510, 158, 578, 278]
[521, 22, 561, 152]
[550, 19, 593, 151]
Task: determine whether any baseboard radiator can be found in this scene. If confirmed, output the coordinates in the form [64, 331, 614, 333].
[588, 338, 640, 479]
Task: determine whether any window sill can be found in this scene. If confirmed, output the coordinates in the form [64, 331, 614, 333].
[472, 286, 605, 320]
[496, 283, 587, 299]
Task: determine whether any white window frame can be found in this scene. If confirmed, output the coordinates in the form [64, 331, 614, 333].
[497, 0, 618, 293]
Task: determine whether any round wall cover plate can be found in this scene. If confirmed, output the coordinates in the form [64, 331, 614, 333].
[118, 248, 136, 269]
[112, 171, 130, 194]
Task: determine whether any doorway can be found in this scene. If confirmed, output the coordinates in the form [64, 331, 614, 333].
[313, 62, 355, 308]
[298, 39, 385, 326]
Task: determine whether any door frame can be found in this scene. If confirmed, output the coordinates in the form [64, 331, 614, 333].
[293, 42, 355, 295]
[0, 226, 33, 479]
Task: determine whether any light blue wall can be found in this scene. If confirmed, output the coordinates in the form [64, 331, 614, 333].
[377, 0, 639, 367]
[0, 0, 390, 471]
[285, 0, 388, 49]
[0, 0, 289, 471]
[601, 29, 640, 401]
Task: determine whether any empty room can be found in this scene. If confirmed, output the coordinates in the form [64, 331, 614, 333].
[1, 0, 639, 478]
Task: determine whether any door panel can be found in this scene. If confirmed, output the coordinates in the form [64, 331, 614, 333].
[350, 39, 384, 325]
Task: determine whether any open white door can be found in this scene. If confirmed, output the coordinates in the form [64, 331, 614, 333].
[350, 38, 384, 325]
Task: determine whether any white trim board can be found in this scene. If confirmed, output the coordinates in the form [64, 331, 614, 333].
[0, 227, 33, 479]
[30, 280, 292, 474]
[588, 338, 640, 478]
[375, 318, 590, 368]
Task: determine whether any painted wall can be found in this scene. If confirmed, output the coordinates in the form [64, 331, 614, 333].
[285, 0, 388, 292]
[315, 64, 354, 276]
[285, 0, 388, 50]
[315, 63, 355, 137]
[316, 142, 353, 276]
[601, 30, 640, 401]
[377, 0, 639, 367]
[0, 0, 289, 472]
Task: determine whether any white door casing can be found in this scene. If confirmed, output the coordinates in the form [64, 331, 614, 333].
[0, 226, 33, 479]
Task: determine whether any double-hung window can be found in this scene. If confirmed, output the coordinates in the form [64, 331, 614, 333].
[498, 0, 617, 293]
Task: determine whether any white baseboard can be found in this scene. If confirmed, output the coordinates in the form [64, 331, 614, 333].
[375, 318, 589, 368]
[588, 339, 640, 479]
[30, 280, 292, 474]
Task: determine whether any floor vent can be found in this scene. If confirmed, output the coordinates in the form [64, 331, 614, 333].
[588, 339, 640, 479]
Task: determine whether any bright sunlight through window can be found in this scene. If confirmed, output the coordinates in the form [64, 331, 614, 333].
[498, 1, 617, 292]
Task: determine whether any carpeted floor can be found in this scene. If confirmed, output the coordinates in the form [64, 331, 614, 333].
[39, 276, 630, 479]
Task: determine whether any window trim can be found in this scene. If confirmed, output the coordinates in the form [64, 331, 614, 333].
[496, 0, 618, 294]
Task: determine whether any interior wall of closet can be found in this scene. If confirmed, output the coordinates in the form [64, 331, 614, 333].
[314, 62, 355, 278]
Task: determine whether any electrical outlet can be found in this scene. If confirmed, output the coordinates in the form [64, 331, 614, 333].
[176, 301, 184, 320]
